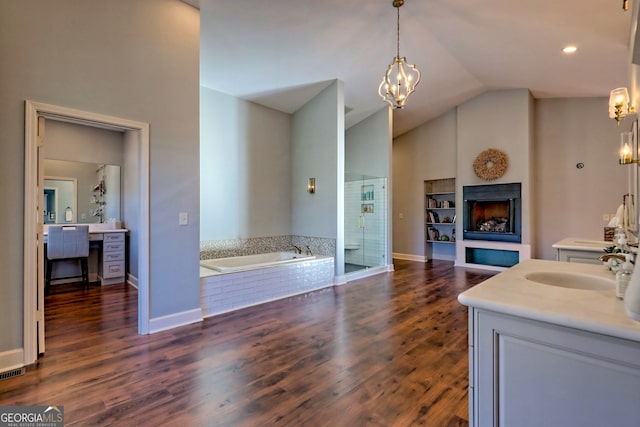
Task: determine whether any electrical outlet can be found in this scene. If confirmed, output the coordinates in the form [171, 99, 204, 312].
[179, 212, 188, 225]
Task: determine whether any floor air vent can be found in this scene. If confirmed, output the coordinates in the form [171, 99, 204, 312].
[0, 367, 25, 381]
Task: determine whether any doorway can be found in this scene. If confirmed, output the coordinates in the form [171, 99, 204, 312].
[23, 100, 150, 366]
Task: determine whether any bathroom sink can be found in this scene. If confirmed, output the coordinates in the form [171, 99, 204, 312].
[524, 271, 614, 291]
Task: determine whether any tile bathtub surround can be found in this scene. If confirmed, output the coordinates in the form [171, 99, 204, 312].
[200, 236, 335, 260]
[291, 236, 335, 257]
[200, 256, 335, 317]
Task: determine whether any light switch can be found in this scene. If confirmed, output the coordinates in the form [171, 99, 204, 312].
[179, 212, 189, 225]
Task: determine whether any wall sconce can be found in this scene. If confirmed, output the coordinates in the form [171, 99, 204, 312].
[609, 87, 635, 125]
[307, 178, 316, 194]
[619, 131, 636, 164]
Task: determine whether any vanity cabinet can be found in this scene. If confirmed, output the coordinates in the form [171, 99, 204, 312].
[552, 238, 610, 265]
[469, 308, 640, 427]
[98, 232, 126, 285]
[556, 248, 603, 264]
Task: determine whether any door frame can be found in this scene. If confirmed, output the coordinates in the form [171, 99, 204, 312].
[23, 100, 151, 365]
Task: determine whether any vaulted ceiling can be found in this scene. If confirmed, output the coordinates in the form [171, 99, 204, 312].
[188, 0, 633, 136]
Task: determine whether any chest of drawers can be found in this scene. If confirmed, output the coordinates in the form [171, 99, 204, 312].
[98, 232, 126, 285]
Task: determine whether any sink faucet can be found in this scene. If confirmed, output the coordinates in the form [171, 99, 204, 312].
[292, 245, 302, 254]
[600, 253, 626, 262]
[306, 245, 313, 256]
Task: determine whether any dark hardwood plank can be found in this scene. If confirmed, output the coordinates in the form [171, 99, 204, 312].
[0, 260, 494, 426]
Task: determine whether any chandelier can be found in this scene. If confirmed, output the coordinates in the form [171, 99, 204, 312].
[378, 0, 421, 109]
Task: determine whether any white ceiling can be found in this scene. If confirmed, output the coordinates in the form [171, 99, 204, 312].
[190, 0, 634, 136]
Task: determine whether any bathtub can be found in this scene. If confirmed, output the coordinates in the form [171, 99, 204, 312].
[200, 251, 316, 273]
[200, 253, 334, 318]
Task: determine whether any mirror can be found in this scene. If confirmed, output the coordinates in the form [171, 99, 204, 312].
[43, 159, 121, 224]
[43, 177, 77, 223]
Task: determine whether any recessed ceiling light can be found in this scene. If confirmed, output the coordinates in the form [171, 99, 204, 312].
[562, 46, 578, 54]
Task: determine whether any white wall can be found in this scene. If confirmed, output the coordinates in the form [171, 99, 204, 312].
[534, 98, 627, 259]
[0, 0, 200, 353]
[200, 87, 292, 240]
[392, 109, 457, 257]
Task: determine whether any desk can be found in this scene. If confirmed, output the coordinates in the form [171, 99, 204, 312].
[44, 227, 128, 286]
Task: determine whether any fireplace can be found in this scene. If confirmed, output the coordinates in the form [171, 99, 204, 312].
[463, 183, 521, 243]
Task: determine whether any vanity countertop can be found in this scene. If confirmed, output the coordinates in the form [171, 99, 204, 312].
[43, 224, 127, 234]
[552, 237, 612, 252]
[458, 259, 640, 342]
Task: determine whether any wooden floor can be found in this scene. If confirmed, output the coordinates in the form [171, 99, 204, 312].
[0, 260, 494, 426]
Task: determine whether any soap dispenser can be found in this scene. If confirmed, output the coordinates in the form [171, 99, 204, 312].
[624, 259, 640, 321]
[616, 254, 634, 299]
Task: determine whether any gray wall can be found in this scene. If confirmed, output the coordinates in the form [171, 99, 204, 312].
[44, 120, 124, 165]
[457, 89, 533, 245]
[124, 130, 140, 279]
[391, 92, 626, 261]
[0, 0, 200, 353]
[291, 80, 344, 240]
[44, 120, 125, 224]
[200, 87, 292, 240]
[392, 110, 457, 257]
[534, 98, 627, 259]
[345, 107, 392, 178]
[345, 107, 393, 265]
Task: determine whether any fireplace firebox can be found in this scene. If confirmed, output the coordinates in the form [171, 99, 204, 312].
[463, 183, 521, 243]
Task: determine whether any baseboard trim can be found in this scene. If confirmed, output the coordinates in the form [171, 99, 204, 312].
[127, 273, 138, 289]
[149, 308, 202, 334]
[392, 252, 428, 262]
[0, 348, 24, 372]
[345, 264, 392, 282]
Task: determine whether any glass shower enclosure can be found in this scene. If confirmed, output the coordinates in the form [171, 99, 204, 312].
[344, 173, 388, 274]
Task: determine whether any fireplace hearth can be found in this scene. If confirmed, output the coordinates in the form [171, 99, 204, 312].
[463, 183, 521, 243]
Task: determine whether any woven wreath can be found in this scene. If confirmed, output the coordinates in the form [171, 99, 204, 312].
[473, 148, 508, 181]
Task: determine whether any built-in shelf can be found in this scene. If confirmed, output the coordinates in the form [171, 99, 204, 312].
[425, 178, 456, 261]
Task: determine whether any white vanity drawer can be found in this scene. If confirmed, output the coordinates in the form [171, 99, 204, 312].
[104, 233, 124, 243]
[102, 261, 125, 279]
[104, 242, 124, 253]
[103, 251, 124, 262]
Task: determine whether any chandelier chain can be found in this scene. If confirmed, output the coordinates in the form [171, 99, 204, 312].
[378, 0, 420, 109]
[396, 5, 400, 59]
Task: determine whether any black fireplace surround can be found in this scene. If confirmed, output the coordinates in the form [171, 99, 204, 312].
[463, 182, 522, 243]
